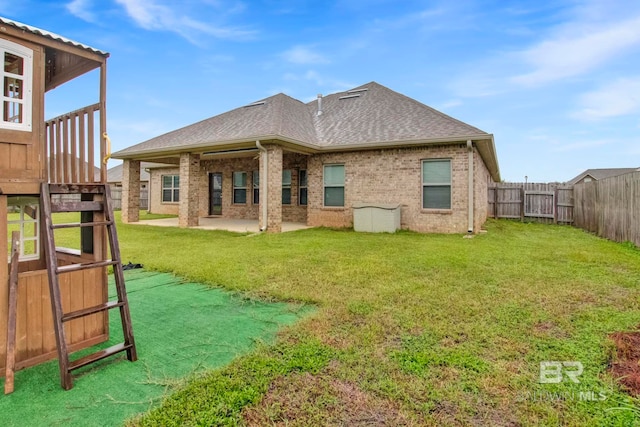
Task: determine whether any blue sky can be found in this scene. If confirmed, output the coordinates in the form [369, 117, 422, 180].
[3, 0, 640, 182]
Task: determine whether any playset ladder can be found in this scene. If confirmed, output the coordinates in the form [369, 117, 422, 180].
[41, 183, 137, 390]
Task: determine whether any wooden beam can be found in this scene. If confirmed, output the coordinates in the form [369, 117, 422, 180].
[4, 232, 20, 394]
[99, 61, 107, 183]
[45, 61, 101, 92]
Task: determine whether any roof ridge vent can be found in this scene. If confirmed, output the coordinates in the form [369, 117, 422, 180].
[244, 101, 266, 108]
[338, 94, 361, 100]
[348, 88, 368, 94]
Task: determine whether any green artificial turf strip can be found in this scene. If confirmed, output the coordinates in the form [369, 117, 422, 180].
[0, 269, 311, 427]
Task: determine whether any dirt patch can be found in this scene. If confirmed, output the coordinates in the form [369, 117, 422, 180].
[608, 328, 640, 396]
[242, 372, 413, 426]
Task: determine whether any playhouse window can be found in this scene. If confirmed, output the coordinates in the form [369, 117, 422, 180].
[0, 40, 32, 131]
[7, 197, 40, 261]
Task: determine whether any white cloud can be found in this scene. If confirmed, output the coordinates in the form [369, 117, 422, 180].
[281, 46, 329, 65]
[115, 0, 255, 43]
[511, 15, 640, 86]
[573, 77, 640, 120]
[66, 0, 96, 22]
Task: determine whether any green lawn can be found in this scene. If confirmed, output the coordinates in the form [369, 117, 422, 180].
[56, 215, 640, 424]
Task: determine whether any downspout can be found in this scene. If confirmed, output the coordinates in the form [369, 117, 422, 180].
[256, 140, 268, 231]
[467, 140, 474, 234]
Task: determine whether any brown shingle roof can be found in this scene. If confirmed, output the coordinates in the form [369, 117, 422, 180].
[114, 82, 490, 157]
[567, 168, 639, 185]
[107, 162, 164, 183]
[311, 82, 487, 146]
[112, 82, 499, 180]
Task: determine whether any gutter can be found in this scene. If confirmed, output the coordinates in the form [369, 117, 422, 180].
[467, 140, 474, 234]
[256, 141, 267, 231]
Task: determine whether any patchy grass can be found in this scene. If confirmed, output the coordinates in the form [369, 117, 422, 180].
[59, 216, 640, 424]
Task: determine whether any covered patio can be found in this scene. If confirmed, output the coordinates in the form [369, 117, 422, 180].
[118, 141, 310, 233]
[131, 217, 311, 233]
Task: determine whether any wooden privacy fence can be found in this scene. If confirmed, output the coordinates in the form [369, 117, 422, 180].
[110, 187, 148, 210]
[573, 171, 640, 247]
[488, 182, 574, 224]
[45, 103, 104, 184]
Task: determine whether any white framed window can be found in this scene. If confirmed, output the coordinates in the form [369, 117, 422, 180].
[0, 39, 32, 131]
[282, 169, 292, 205]
[422, 159, 451, 209]
[323, 164, 344, 207]
[299, 169, 307, 206]
[233, 171, 247, 204]
[252, 170, 260, 204]
[7, 196, 40, 261]
[162, 175, 180, 203]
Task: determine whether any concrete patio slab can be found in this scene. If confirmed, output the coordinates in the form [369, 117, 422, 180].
[133, 217, 312, 233]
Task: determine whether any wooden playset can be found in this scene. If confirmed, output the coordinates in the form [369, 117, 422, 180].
[0, 17, 136, 392]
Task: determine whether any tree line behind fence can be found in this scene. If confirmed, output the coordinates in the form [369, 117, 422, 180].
[488, 172, 640, 247]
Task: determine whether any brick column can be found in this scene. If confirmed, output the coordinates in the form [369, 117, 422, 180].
[121, 159, 140, 223]
[262, 144, 283, 233]
[179, 152, 200, 227]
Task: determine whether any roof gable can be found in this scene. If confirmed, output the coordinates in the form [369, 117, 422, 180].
[310, 82, 487, 146]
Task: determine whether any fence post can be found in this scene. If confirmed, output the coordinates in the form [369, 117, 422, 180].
[554, 188, 558, 224]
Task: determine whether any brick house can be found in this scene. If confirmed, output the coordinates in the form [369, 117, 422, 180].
[112, 82, 500, 233]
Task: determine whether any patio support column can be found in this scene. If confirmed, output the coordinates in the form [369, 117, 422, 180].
[121, 159, 140, 223]
[179, 152, 200, 228]
[262, 144, 283, 233]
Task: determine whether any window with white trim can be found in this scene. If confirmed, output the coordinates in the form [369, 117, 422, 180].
[282, 169, 292, 205]
[422, 159, 451, 209]
[252, 170, 260, 204]
[162, 175, 180, 203]
[299, 169, 307, 206]
[233, 171, 247, 204]
[0, 39, 32, 131]
[323, 164, 345, 207]
[7, 196, 40, 261]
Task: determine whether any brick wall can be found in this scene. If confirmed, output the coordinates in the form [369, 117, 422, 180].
[121, 159, 140, 223]
[473, 149, 491, 231]
[307, 144, 485, 233]
[179, 153, 200, 227]
[149, 167, 179, 215]
[199, 157, 260, 219]
[146, 145, 489, 233]
[182, 153, 308, 222]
